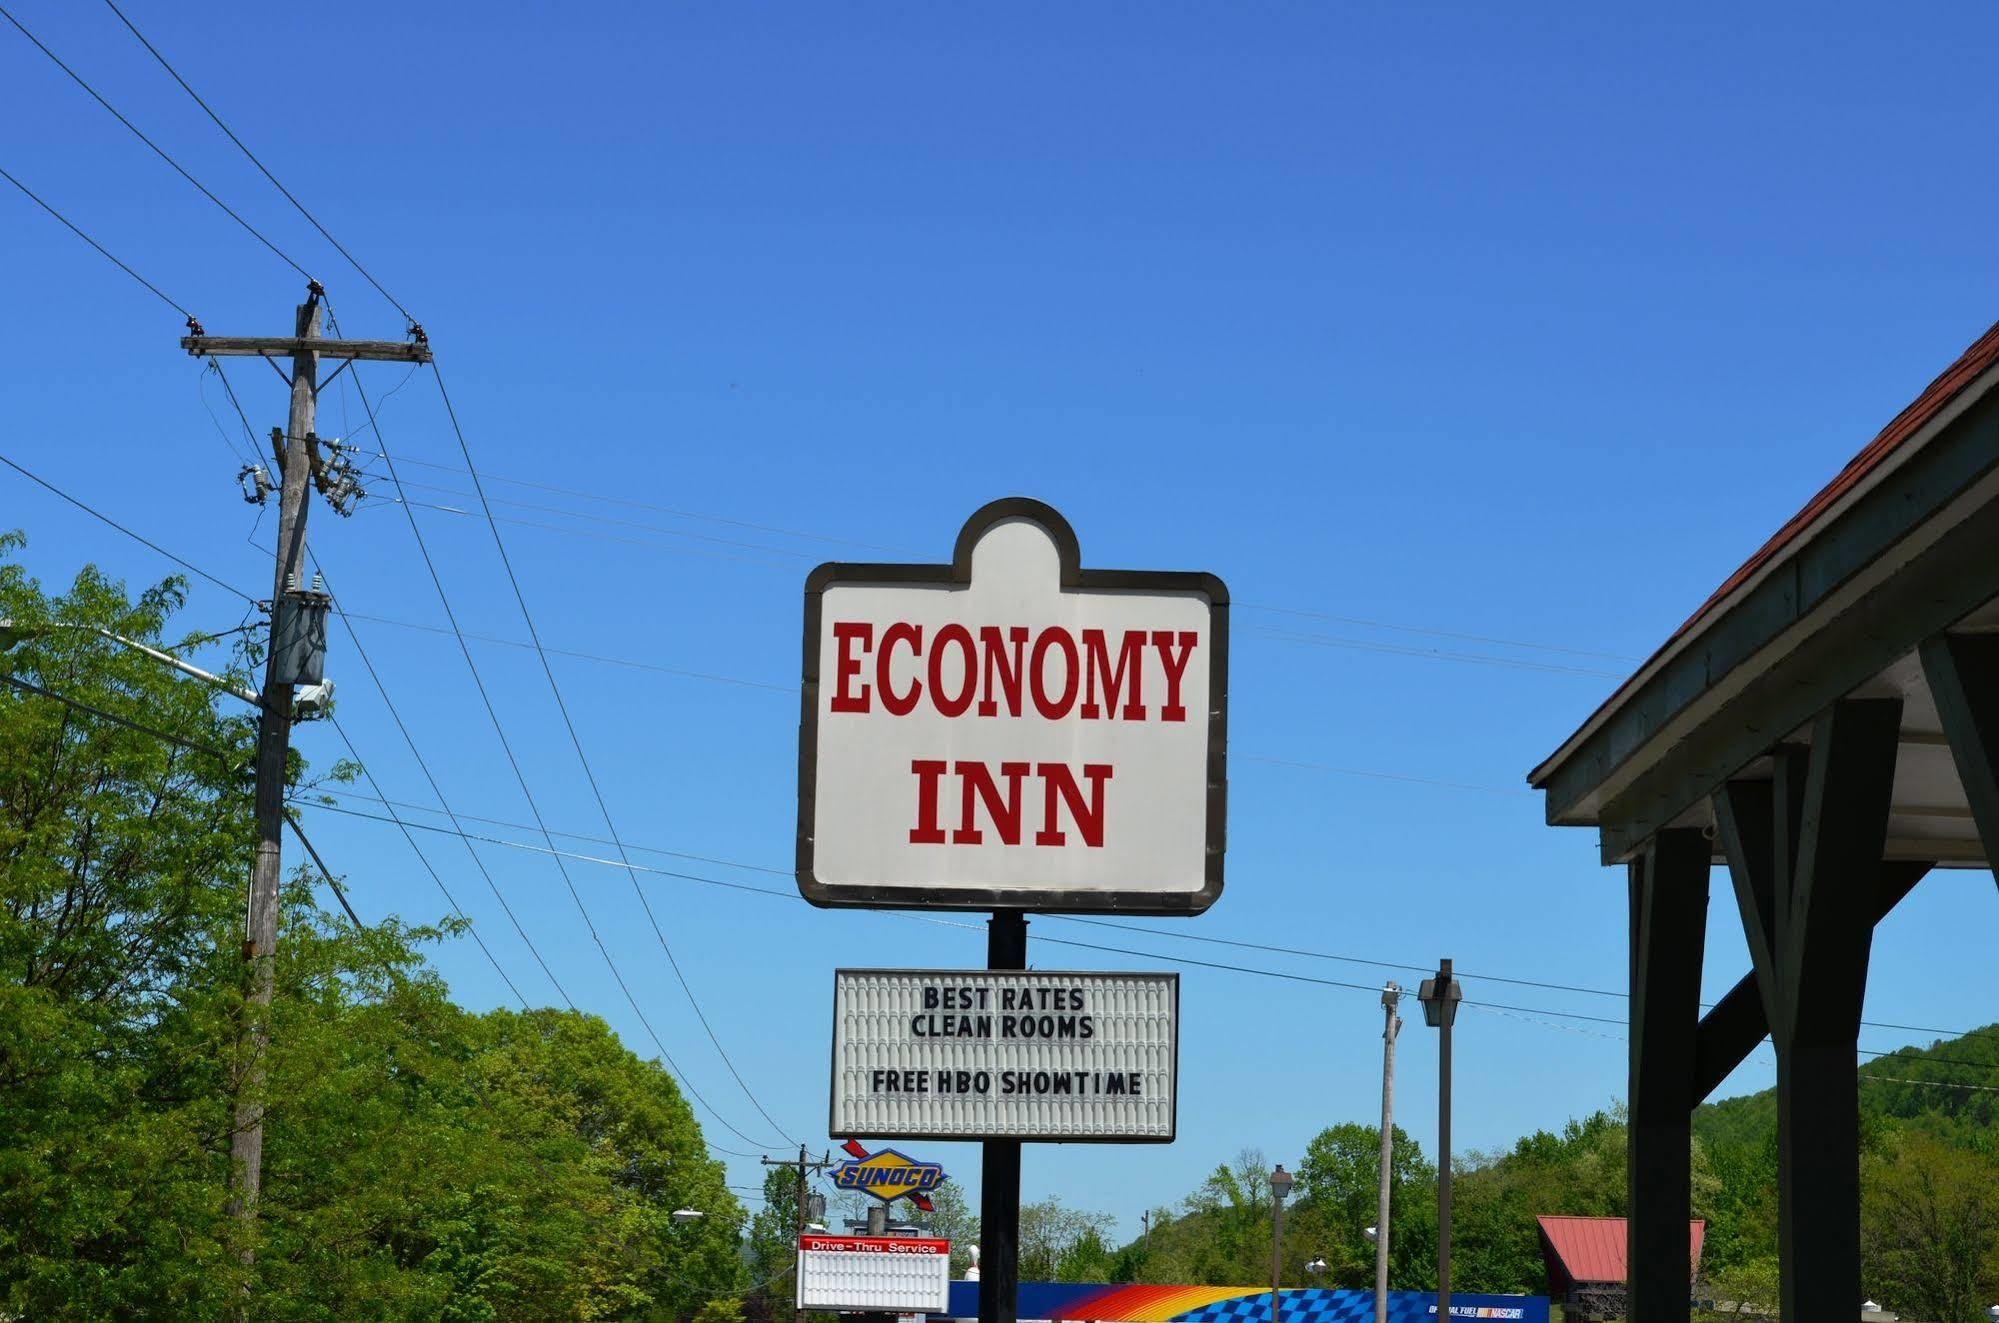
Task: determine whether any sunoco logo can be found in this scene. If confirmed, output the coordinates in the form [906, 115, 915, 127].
[832, 1140, 946, 1209]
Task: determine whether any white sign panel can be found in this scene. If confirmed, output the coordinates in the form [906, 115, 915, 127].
[830, 969, 1178, 1142]
[798, 498, 1228, 914]
[796, 1235, 951, 1313]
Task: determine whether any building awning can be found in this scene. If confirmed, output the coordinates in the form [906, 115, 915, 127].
[1529, 318, 1999, 863]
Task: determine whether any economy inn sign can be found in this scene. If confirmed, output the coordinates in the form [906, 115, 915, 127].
[796, 497, 1228, 914]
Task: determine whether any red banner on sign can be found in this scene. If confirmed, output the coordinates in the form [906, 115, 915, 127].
[798, 1236, 950, 1255]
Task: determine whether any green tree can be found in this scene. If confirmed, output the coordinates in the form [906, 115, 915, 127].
[1295, 1122, 1434, 1288]
[1862, 1132, 1999, 1323]
[0, 546, 747, 1318]
[1020, 1195, 1118, 1281]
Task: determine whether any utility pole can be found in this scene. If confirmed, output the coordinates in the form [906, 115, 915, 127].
[180, 286, 429, 1280]
[763, 1143, 832, 1323]
[1418, 960, 1461, 1323]
[1376, 981, 1401, 1323]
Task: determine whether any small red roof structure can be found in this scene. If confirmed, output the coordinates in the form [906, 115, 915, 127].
[1536, 1216, 1703, 1295]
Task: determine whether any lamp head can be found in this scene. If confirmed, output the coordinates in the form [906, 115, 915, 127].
[1269, 1164, 1294, 1202]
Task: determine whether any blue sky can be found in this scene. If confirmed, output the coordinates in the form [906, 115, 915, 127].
[5, 2, 1999, 1243]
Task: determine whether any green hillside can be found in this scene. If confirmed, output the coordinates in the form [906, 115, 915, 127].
[1694, 1023, 1999, 1155]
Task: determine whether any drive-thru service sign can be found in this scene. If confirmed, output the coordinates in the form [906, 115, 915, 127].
[831, 968, 1178, 1141]
[797, 498, 1228, 913]
[796, 1235, 951, 1314]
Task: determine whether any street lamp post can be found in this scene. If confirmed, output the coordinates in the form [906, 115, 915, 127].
[1269, 1164, 1294, 1323]
[1418, 961, 1461, 1322]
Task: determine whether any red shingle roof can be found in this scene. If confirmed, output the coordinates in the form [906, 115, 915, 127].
[1672, 318, 1999, 646]
[1536, 1215, 1704, 1287]
[1534, 317, 1999, 789]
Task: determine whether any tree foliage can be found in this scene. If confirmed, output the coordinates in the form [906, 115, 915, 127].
[0, 547, 745, 1318]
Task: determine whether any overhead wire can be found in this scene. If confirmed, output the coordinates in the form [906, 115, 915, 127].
[0, 2, 312, 281]
[0, 452, 256, 603]
[99, 0, 411, 323]
[331, 328, 787, 1153]
[14, 386, 1989, 1080]
[422, 348, 801, 1147]
[203, 359, 563, 1008]
[1, 425, 780, 1153]
[0, 161, 193, 318]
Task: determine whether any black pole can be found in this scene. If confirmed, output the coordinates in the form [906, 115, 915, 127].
[980, 912, 1027, 1323]
[1436, 958, 1453, 1322]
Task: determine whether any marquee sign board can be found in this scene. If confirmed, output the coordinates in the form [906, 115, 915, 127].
[795, 1235, 952, 1313]
[797, 498, 1228, 914]
[830, 968, 1178, 1142]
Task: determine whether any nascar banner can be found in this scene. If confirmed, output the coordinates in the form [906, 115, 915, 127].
[935, 1283, 1549, 1323]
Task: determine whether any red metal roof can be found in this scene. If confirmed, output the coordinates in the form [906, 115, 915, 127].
[1536, 1215, 1704, 1286]
[1535, 318, 1999, 787]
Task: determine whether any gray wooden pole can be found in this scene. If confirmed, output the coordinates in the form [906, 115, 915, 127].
[1375, 982, 1400, 1322]
[227, 289, 320, 1266]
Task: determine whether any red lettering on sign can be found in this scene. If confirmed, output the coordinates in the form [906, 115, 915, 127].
[1030, 627, 1080, 719]
[1034, 762, 1113, 847]
[976, 626, 1029, 718]
[929, 624, 977, 718]
[908, 760, 947, 843]
[1153, 630, 1198, 722]
[952, 760, 1029, 844]
[830, 622, 873, 712]
[1080, 629, 1147, 720]
[879, 622, 922, 716]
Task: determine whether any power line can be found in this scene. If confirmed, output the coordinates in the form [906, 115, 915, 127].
[0, 433, 907, 1146]
[335, 610, 796, 693]
[1860, 1073, 1999, 1095]
[2, 671, 236, 763]
[322, 711, 533, 1009]
[0, 161, 193, 318]
[422, 351, 801, 1147]
[1237, 603, 1642, 664]
[333, 335, 786, 1153]
[309, 785, 793, 877]
[316, 594, 573, 1007]
[350, 452, 1633, 666]
[382, 476, 816, 561]
[1247, 624, 1626, 680]
[342, 451, 913, 555]
[100, 0, 412, 324]
[0, 452, 256, 602]
[13, 424, 1986, 1065]
[194, 354, 568, 1010]
[0, 2, 311, 281]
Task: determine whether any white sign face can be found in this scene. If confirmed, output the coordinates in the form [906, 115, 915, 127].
[796, 1235, 951, 1313]
[798, 499, 1228, 913]
[830, 969, 1178, 1142]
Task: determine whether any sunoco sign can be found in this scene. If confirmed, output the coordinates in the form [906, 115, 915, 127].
[830, 968, 1178, 1141]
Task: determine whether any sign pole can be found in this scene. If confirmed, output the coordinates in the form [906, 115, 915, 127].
[979, 911, 1027, 1323]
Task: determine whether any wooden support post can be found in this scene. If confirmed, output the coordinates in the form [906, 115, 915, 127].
[1626, 827, 1708, 1323]
[1774, 698, 1901, 1321]
[1920, 632, 1999, 893]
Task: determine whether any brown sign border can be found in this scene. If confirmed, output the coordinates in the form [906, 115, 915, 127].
[796, 497, 1228, 914]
